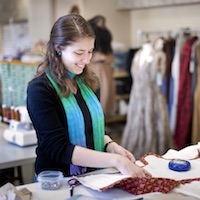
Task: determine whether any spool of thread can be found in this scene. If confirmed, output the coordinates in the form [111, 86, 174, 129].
[15, 109, 20, 121]
[2, 104, 7, 118]
[11, 106, 15, 119]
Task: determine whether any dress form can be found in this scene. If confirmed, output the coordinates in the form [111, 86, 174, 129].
[121, 39, 173, 159]
[139, 42, 154, 67]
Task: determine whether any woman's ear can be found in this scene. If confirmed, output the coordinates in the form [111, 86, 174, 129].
[54, 44, 61, 52]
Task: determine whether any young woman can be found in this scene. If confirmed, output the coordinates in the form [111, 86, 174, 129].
[27, 13, 146, 178]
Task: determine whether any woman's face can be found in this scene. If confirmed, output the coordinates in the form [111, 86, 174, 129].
[61, 37, 95, 75]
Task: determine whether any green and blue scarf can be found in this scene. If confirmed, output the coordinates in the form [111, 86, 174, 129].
[46, 71, 104, 175]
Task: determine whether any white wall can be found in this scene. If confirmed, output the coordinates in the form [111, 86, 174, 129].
[83, 0, 131, 50]
[130, 3, 200, 48]
[15, 0, 29, 21]
[27, 0, 131, 50]
[25, 1, 200, 50]
[0, 26, 2, 57]
[28, 0, 54, 45]
[53, 0, 84, 21]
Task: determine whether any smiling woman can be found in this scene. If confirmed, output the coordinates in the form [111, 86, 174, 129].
[27, 13, 146, 179]
[55, 37, 94, 76]
[34, 14, 98, 97]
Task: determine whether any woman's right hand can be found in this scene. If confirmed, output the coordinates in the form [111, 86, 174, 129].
[115, 155, 146, 178]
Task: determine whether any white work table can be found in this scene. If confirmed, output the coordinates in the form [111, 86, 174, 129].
[16, 169, 199, 200]
[16, 143, 200, 200]
[0, 122, 36, 170]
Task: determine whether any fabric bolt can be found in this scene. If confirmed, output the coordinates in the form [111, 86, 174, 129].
[46, 72, 104, 175]
[121, 42, 173, 159]
[192, 41, 200, 144]
[174, 36, 198, 149]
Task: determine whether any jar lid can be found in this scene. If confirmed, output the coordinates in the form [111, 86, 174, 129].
[37, 170, 64, 182]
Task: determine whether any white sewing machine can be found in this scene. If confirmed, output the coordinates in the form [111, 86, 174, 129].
[3, 106, 37, 147]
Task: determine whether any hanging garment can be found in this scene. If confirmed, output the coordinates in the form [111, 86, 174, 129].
[152, 40, 174, 154]
[121, 42, 173, 159]
[190, 39, 199, 144]
[174, 36, 198, 149]
[192, 41, 200, 144]
[164, 37, 175, 104]
[170, 32, 188, 135]
[191, 40, 199, 101]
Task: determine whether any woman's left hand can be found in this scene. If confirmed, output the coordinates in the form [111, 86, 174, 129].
[107, 142, 136, 163]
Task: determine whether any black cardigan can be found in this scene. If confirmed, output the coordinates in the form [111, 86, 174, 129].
[27, 73, 97, 176]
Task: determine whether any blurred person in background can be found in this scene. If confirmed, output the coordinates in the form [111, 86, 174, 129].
[88, 15, 116, 117]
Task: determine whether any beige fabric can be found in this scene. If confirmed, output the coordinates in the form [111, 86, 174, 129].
[0, 182, 32, 200]
[140, 155, 200, 181]
[91, 52, 116, 117]
[192, 42, 200, 144]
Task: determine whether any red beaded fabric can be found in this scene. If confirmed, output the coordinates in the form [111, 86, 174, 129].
[100, 152, 200, 195]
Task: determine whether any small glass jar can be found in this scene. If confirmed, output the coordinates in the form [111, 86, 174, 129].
[37, 170, 64, 190]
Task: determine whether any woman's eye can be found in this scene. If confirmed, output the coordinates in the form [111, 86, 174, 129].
[75, 52, 83, 55]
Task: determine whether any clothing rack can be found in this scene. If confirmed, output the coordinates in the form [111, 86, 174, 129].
[137, 28, 200, 47]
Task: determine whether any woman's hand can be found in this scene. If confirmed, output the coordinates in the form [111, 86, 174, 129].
[72, 144, 149, 178]
[106, 142, 136, 162]
[114, 154, 146, 178]
[106, 142, 149, 178]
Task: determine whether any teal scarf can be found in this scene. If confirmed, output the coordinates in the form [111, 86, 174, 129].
[46, 72, 104, 175]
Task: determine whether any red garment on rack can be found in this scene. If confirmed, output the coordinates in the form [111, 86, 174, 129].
[174, 36, 197, 149]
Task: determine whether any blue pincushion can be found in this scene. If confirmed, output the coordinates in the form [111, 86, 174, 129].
[169, 159, 191, 172]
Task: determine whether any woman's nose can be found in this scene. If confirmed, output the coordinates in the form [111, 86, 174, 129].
[83, 54, 91, 64]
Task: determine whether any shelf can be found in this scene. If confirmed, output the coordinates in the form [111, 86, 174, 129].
[0, 59, 39, 66]
[106, 69, 129, 125]
[113, 71, 129, 79]
[115, 94, 129, 100]
[105, 114, 126, 124]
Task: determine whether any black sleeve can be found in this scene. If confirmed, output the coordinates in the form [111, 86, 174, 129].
[27, 74, 75, 165]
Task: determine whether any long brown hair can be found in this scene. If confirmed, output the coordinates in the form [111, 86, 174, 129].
[35, 14, 99, 97]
